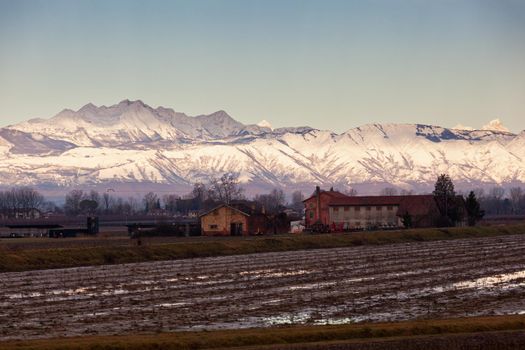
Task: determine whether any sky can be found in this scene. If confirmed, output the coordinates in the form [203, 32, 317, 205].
[0, 0, 524, 133]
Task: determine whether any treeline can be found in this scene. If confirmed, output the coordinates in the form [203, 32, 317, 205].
[471, 187, 525, 216]
[0, 187, 48, 219]
[379, 185, 525, 217]
[8, 173, 524, 219]
[62, 173, 306, 217]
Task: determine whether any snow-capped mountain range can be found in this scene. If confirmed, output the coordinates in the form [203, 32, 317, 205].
[1, 99, 524, 195]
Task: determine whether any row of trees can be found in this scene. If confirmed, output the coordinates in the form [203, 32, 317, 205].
[0, 187, 46, 218]
[433, 174, 484, 227]
[470, 187, 525, 216]
[381, 181, 525, 224]
[3, 172, 525, 220]
[59, 173, 305, 216]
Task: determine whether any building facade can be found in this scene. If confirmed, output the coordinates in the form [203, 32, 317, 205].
[328, 195, 440, 230]
[303, 186, 349, 228]
[200, 204, 270, 236]
[304, 187, 442, 231]
[329, 202, 400, 230]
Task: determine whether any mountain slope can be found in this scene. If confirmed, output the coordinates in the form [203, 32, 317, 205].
[1, 100, 524, 193]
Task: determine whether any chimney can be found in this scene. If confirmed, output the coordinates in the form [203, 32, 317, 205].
[316, 186, 321, 223]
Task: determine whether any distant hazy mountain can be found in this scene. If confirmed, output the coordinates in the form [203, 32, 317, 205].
[1, 100, 524, 195]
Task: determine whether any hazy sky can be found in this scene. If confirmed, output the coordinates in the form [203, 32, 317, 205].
[1, 0, 524, 132]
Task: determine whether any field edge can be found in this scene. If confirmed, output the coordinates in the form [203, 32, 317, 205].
[1, 224, 524, 272]
[1, 315, 525, 350]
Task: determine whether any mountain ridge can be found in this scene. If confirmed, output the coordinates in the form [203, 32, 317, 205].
[1, 100, 524, 194]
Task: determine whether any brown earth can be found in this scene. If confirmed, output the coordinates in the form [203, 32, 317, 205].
[2, 234, 525, 341]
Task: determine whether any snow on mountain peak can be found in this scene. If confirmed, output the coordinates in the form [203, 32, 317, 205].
[257, 120, 273, 130]
[452, 119, 510, 133]
[482, 119, 509, 132]
[6, 101, 276, 146]
[3, 100, 524, 193]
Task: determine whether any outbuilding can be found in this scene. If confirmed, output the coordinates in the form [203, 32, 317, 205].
[200, 203, 270, 236]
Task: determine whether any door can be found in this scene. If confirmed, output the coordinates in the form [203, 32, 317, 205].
[230, 222, 243, 236]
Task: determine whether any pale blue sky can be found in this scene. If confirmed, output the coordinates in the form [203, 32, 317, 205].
[1, 0, 524, 132]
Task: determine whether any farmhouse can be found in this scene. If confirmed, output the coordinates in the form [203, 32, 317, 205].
[328, 195, 441, 230]
[303, 186, 349, 228]
[304, 186, 442, 231]
[200, 203, 270, 236]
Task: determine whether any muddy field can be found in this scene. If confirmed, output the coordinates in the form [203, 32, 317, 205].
[1, 234, 525, 340]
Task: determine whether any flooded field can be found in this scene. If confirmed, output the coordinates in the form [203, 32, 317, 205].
[2, 234, 525, 340]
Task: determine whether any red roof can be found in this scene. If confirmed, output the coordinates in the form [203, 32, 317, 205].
[396, 195, 438, 216]
[303, 190, 348, 202]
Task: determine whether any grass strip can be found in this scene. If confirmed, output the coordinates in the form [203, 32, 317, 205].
[1, 224, 524, 272]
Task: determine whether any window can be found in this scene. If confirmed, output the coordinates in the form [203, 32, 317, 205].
[387, 205, 393, 211]
[309, 211, 314, 218]
[209, 224, 218, 230]
[344, 206, 349, 211]
[366, 206, 371, 211]
[213, 210, 219, 216]
[376, 206, 382, 211]
[355, 206, 361, 212]
[333, 207, 339, 212]
[309, 203, 314, 208]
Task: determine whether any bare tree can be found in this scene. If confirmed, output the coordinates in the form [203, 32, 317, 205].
[163, 194, 179, 214]
[0, 187, 45, 218]
[64, 190, 84, 216]
[509, 187, 523, 214]
[127, 197, 140, 215]
[345, 188, 358, 196]
[192, 182, 207, 202]
[207, 173, 244, 204]
[254, 188, 285, 214]
[380, 187, 398, 196]
[490, 186, 505, 200]
[143, 192, 159, 213]
[102, 193, 114, 213]
[290, 190, 305, 212]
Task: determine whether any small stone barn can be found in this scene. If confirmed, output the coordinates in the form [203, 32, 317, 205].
[200, 203, 271, 236]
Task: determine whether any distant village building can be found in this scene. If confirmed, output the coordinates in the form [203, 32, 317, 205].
[304, 186, 442, 231]
[147, 208, 171, 217]
[0, 208, 43, 220]
[200, 203, 270, 236]
[290, 220, 305, 233]
[303, 186, 349, 229]
[328, 195, 441, 230]
[199, 202, 290, 236]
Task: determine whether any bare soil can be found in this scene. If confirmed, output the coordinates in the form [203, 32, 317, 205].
[2, 234, 525, 340]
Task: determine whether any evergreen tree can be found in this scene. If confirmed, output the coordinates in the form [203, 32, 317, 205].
[465, 191, 484, 226]
[433, 174, 458, 226]
[401, 211, 412, 228]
